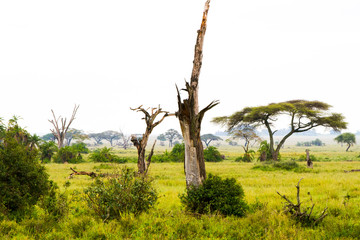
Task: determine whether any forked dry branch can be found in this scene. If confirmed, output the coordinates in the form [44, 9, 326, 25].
[276, 178, 328, 226]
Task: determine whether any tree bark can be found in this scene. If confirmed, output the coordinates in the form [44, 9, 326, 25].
[176, 0, 218, 187]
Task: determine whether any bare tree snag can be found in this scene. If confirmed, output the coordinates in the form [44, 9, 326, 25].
[49, 105, 79, 149]
[131, 105, 173, 174]
[176, 0, 218, 188]
[305, 149, 313, 168]
[276, 178, 328, 226]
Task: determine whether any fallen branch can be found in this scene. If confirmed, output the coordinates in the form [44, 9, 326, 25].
[344, 169, 360, 173]
[69, 167, 97, 178]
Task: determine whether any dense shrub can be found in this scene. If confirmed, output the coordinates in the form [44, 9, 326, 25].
[38, 181, 69, 220]
[252, 160, 309, 172]
[152, 143, 185, 162]
[0, 118, 50, 219]
[89, 147, 126, 163]
[39, 141, 58, 163]
[235, 150, 255, 162]
[71, 142, 90, 154]
[204, 146, 223, 162]
[170, 143, 185, 162]
[53, 146, 83, 163]
[180, 174, 248, 217]
[84, 167, 158, 221]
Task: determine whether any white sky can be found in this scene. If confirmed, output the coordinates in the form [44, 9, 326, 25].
[1, 0, 359, 136]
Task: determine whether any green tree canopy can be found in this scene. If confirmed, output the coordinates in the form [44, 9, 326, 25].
[200, 134, 222, 148]
[163, 129, 182, 147]
[213, 100, 347, 160]
[334, 132, 356, 151]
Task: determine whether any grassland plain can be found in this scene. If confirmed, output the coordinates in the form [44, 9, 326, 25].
[1, 145, 360, 239]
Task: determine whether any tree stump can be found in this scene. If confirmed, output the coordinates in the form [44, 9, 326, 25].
[306, 149, 313, 168]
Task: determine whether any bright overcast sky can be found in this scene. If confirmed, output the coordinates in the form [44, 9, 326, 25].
[1, 0, 359, 136]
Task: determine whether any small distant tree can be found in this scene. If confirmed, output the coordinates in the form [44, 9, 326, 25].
[65, 128, 88, 146]
[157, 134, 166, 146]
[130, 105, 173, 174]
[88, 133, 104, 145]
[213, 100, 347, 161]
[41, 133, 56, 142]
[201, 134, 222, 148]
[102, 130, 123, 146]
[163, 129, 182, 147]
[49, 105, 79, 149]
[117, 129, 132, 150]
[334, 133, 356, 151]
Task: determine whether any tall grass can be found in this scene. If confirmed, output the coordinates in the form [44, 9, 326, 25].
[1, 146, 360, 239]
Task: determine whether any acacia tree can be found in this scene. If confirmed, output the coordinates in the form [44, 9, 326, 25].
[102, 130, 123, 146]
[213, 100, 347, 161]
[334, 132, 356, 152]
[49, 105, 79, 148]
[201, 134, 222, 148]
[163, 129, 182, 147]
[131, 105, 173, 174]
[229, 125, 261, 154]
[65, 128, 88, 146]
[88, 133, 104, 145]
[176, 0, 218, 187]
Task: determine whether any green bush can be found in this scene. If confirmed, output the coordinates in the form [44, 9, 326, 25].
[252, 160, 309, 172]
[89, 147, 126, 163]
[235, 150, 255, 162]
[53, 146, 83, 164]
[152, 144, 185, 163]
[204, 146, 223, 162]
[38, 141, 58, 163]
[179, 174, 248, 217]
[38, 181, 69, 220]
[257, 140, 279, 161]
[84, 167, 158, 221]
[71, 142, 90, 154]
[170, 143, 185, 162]
[0, 118, 50, 219]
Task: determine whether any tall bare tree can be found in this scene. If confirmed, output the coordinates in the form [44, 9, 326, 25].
[130, 105, 173, 174]
[176, 0, 218, 187]
[49, 105, 79, 148]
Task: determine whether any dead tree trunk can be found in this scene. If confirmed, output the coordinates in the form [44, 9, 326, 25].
[131, 105, 172, 174]
[49, 105, 79, 149]
[176, 0, 219, 187]
[305, 149, 313, 168]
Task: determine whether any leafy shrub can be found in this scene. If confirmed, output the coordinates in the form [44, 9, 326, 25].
[257, 140, 279, 161]
[84, 166, 158, 221]
[0, 118, 50, 219]
[179, 174, 248, 217]
[152, 143, 185, 163]
[71, 142, 90, 154]
[252, 160, 308, 172]
[53, 146, 83, 163]
[298, 154, 317, 162]
[235, 150, 255, 162]
[89, 147, 126, 163]
[38, 181, 69, 220]
[204, 146, 223, 162]
[39, 141, 58, 163]
[170, 143, 185, 162]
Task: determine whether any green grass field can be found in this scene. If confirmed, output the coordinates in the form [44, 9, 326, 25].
[2, 145, 360, 239]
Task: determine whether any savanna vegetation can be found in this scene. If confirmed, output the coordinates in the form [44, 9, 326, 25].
[2, 0, 360, 239]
